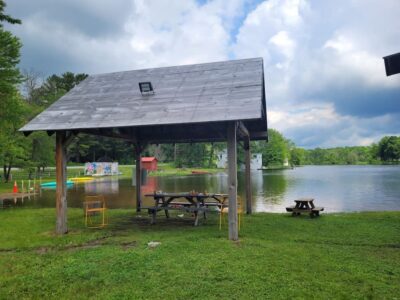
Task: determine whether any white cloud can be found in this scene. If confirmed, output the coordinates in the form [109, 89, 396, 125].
[232, 0, 400, 147]
[12, 0, 247, 74]
[269, 103, 339, 131]
[124, 0, 235, 68]
[322, 33, 399, 88]
[269, 31, 296, 61]
[232, 0, 307, 61]
[270, 102, 400, 148]
[324, 35, 353, 53]
[6, 0, 400, 147]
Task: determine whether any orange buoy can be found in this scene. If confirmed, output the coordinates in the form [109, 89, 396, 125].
[13, 181, 18, 193]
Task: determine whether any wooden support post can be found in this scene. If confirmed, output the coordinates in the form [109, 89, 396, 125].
[135, 144, 142, 212]
[55, 131, 67, 234]
[244, 138, 252, 214]
[227, 122, 238, 241]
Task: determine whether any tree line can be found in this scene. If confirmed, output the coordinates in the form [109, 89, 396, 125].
[289, 136, 400, 166]
[0, 0, 399, 183]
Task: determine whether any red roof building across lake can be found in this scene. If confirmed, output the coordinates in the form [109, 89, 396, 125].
[141, 157, 158, 171]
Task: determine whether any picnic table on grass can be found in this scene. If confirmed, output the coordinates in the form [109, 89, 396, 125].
[286, 198, 324, 217]
[143, 192, 228, 226]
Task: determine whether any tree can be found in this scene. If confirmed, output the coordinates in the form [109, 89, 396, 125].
[27, 72, 88, 107]
[0, 1, 21, 25]
[370, 143, 379, 162]
[174, 143, 207, 168]
[0, 0, 21, 94]
[290, 147, 306, 166]
[22, 68, 42, 103]
[0, 94, 29, 182]
[378, 136, 400, 162]
[24, 72, 90, 167]
[261, 129, 289, 166]
[0, 1, 25, 182]
[30, 132, 55, 172]
[306, 148, 327, 165]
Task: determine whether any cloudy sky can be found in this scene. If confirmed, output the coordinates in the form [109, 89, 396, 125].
[5, 0, 400, 148]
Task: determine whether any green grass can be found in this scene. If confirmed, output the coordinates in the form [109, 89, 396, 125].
[0, 181, 14, 193]
[0, 209, 399, 299]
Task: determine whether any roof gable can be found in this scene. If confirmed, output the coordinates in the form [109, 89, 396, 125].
[141, 157, 157, 162]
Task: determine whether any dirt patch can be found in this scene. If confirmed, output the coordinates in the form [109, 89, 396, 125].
[120, 241, 138, 250]
[2, 236, 139, 254]
[0, 248, 16, 253]
[64, 236, 109, 251]
[233, 240, 242, 247]
[36, 247, 51, 255]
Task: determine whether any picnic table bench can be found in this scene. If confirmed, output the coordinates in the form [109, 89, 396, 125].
[143, 192, 227, 226]
[286, 198, 324, 217]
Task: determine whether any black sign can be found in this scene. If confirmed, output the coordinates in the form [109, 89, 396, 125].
[383, 52, 400, 76]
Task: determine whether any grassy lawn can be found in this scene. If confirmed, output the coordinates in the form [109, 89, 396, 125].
[0, 181, 14, 193]
[0, 209, 399, 299]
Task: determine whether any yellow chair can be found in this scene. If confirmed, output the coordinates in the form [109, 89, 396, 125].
[219, 196, 243, 231]
[84, 195, 108, 228]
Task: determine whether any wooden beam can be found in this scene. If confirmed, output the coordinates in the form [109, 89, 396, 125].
[80, 128, 137, 142]
[142, 123, 227, 144]
[46, 121, 267, 145]
[244, 138, 252, 214]
[227, 122, 238, 241]
[250, 131, 268, 141]
[237, 121, 249, 139]
[55, 131, 68, 234]
[135, 143, 142, 212]
[64, 131, 75, 148]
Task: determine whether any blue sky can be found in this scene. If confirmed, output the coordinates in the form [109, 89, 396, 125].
[5, 0, 400, 148]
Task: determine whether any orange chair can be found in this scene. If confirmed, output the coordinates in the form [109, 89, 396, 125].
[219, 196, 243, 231]
[83, 195, 108, 228]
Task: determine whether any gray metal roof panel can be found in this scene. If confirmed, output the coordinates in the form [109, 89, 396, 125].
[20, 58, 265, 132]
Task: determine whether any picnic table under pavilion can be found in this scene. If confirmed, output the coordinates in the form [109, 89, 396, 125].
[144, 192, 228, 226]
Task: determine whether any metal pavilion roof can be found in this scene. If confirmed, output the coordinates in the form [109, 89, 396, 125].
[20, 58, 267, 142]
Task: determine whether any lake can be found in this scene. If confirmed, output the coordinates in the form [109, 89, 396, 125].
[3, 165, 400, 213]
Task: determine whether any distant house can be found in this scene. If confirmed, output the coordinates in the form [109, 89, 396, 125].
[240, 153, 262, 170]
[283, 158, 289, 167]
[141, 157, 158, 171]
[251, 153, 262, 170]
[218, 150, 262, 170]
[216, 150, 227, 168]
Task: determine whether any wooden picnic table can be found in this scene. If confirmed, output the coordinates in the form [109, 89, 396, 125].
[143, 192, 228, 226]
[286, 198, 324, 217]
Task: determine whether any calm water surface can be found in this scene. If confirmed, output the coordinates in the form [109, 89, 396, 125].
[3, 165, 400, 212]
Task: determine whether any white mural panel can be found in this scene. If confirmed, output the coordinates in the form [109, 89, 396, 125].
[85, 162, 119, 176]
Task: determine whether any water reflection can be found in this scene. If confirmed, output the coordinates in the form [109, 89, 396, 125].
[84, 177, 119, 194]
[0, 192, 38, 208]
[2, 166, 400, 213]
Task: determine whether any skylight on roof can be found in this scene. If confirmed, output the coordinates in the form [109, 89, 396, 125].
[139, 81, 154, 95]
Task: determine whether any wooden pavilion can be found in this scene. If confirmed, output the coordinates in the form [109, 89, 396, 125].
[20, 57, 268, 240]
